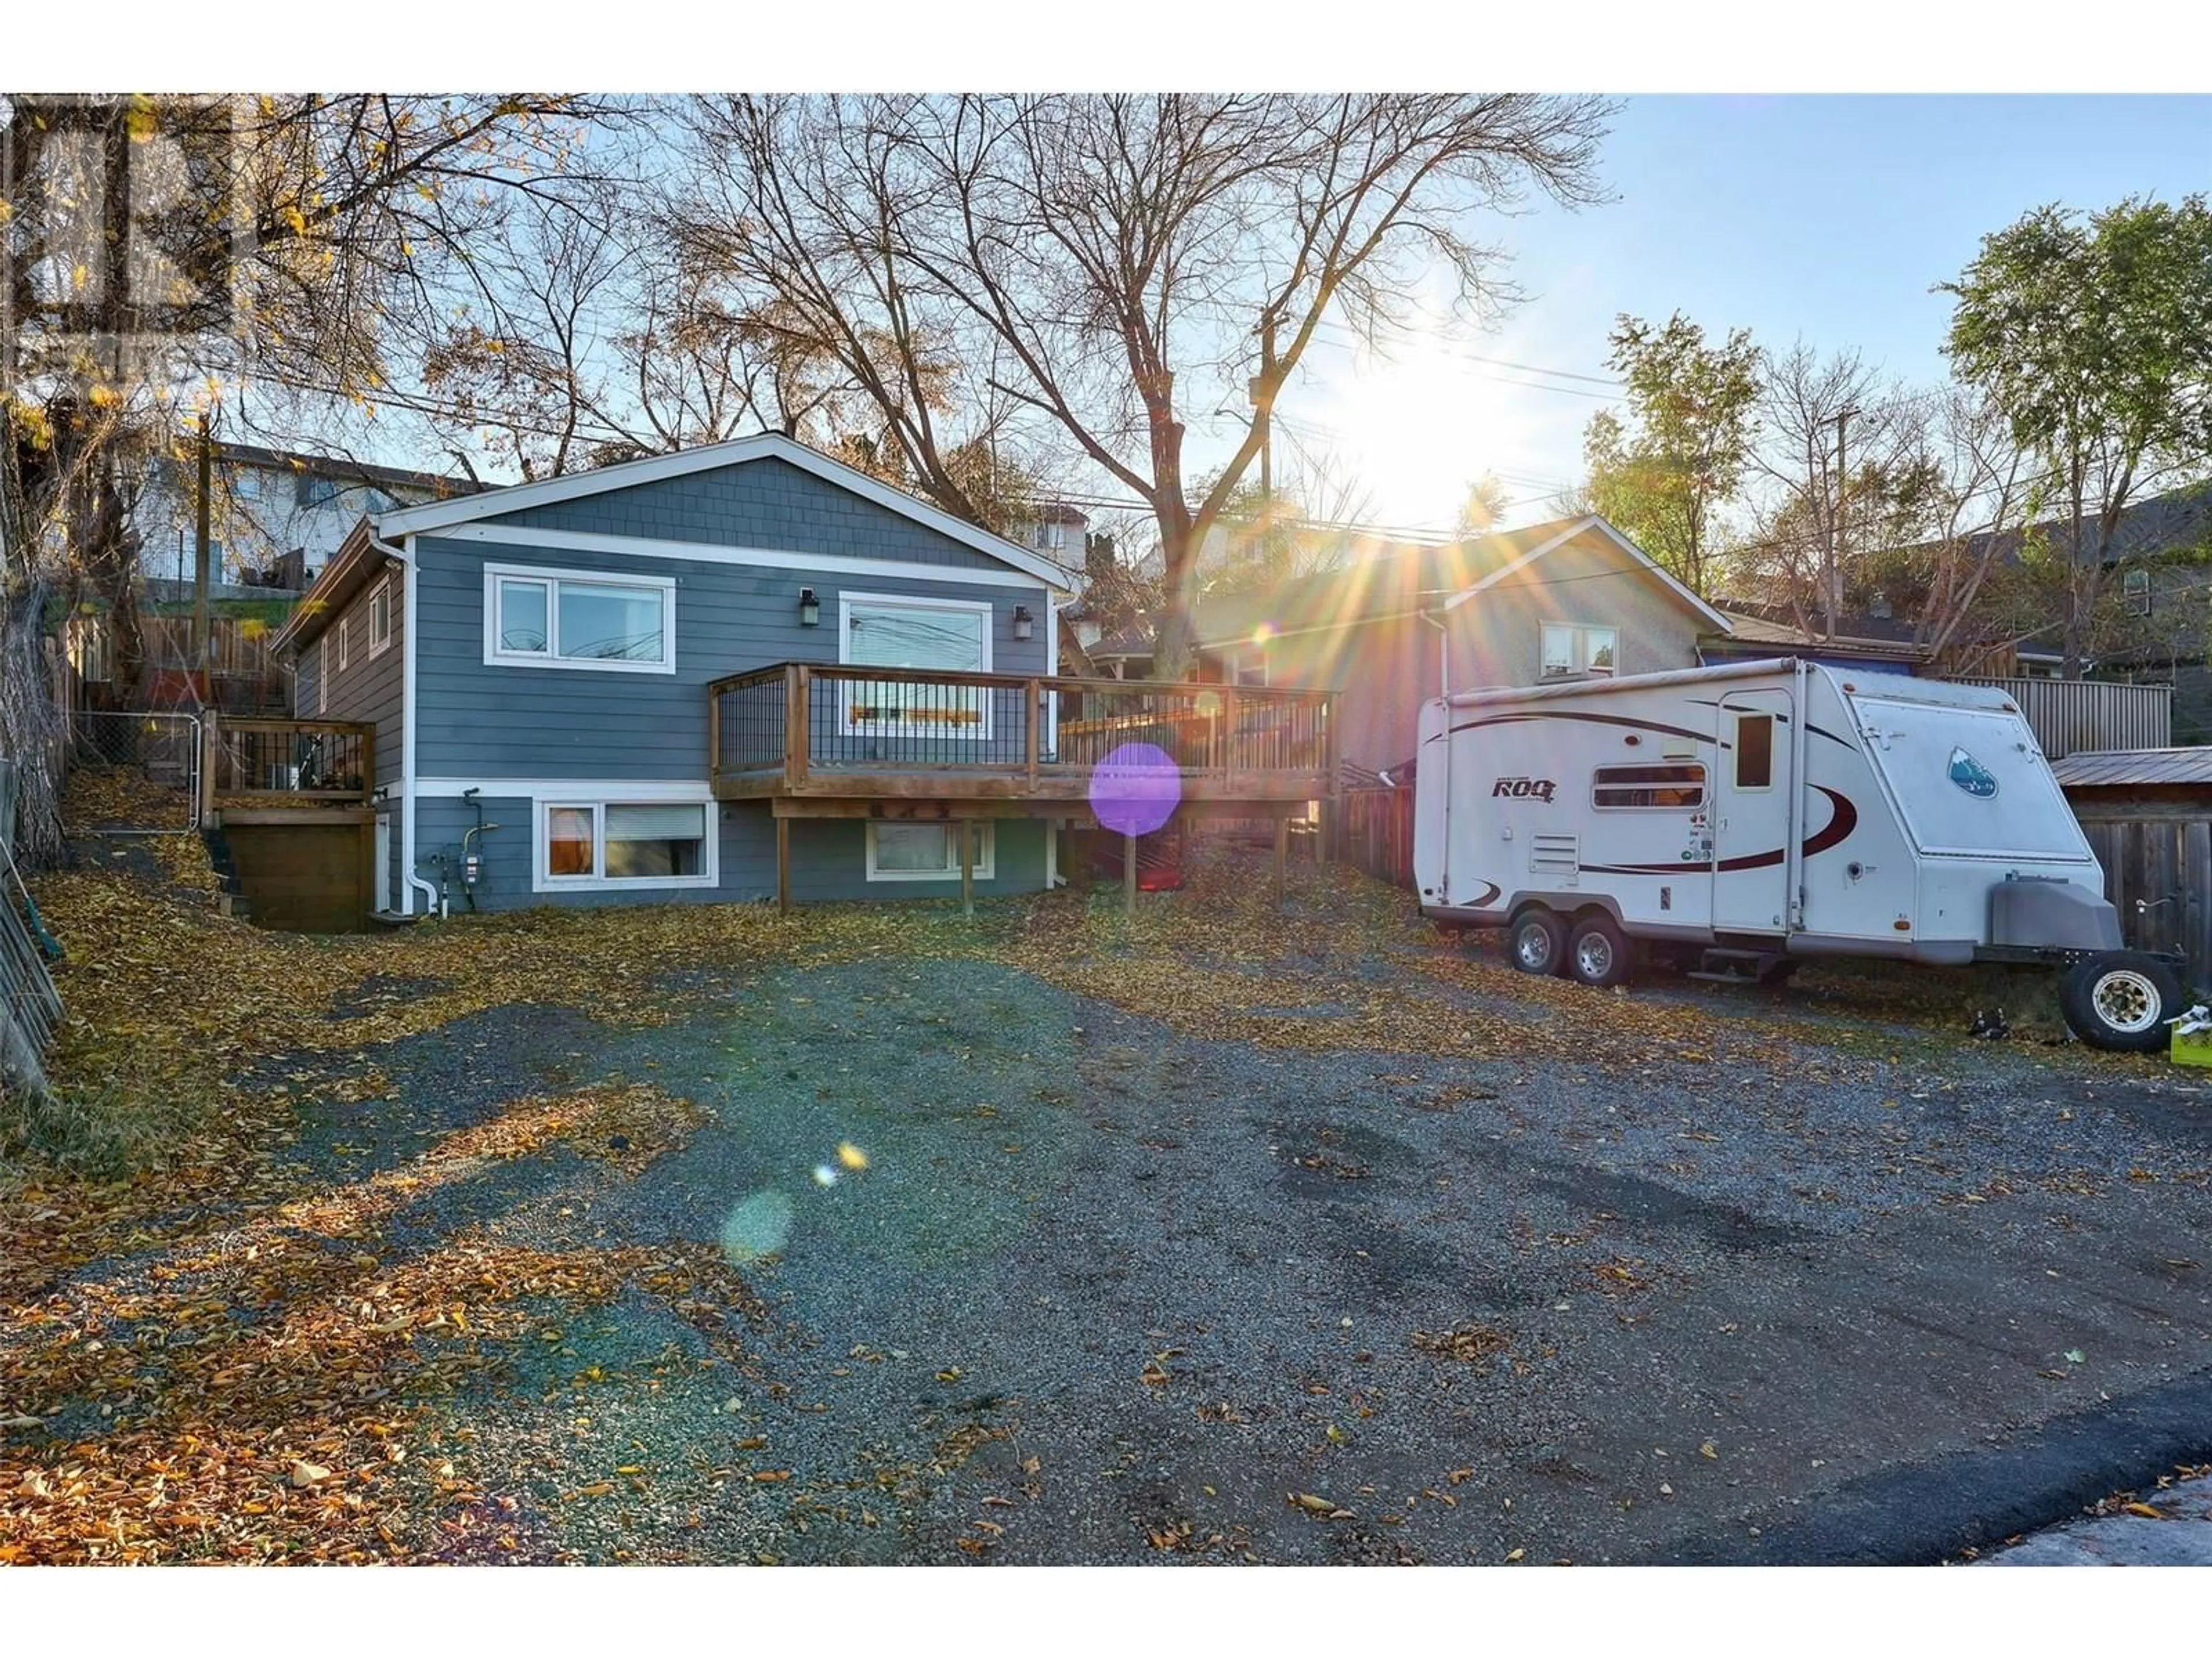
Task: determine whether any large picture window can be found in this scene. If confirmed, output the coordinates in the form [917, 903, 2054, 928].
[537, 799, 714, 890]
[1540, 622, 1619, 679]
[839, 592, 994, 739]
[865, 820, 995, 882]
[485, 564, 676, 673]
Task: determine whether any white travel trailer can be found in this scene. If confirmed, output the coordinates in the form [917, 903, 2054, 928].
[1411, 658, 2186, 1051]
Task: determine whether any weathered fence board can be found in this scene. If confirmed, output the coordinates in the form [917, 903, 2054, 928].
[1946, 676, 2172, 757]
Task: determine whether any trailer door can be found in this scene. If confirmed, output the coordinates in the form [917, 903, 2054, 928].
[1712, 689, 1795, 933]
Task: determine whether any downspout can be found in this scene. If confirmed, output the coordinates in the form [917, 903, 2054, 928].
[368, 528, 438, 917]
[1419, 607, 1450, 698]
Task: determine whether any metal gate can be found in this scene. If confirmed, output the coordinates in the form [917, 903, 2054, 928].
[65, 710, 204, 835]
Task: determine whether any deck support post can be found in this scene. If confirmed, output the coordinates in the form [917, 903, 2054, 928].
[775, 816, 791, 915]
[959, 820, 974, 918]
[1275, 813, 1289, 909]
[1124, 830, 1138, 914]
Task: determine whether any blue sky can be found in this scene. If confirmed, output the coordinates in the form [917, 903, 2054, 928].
[1286, 94, 2212, 532]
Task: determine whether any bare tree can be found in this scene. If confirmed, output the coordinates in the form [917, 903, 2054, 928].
[675, 94, 1611, 674]
[2, 93, 626, 860]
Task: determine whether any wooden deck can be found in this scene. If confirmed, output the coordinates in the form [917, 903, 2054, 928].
[201, 717, 376, 826]
[708, 662, 1336, 913]
[707, 662, 1335, 811]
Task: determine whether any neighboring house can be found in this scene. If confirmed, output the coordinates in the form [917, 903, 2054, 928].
[1699, 607, 1935, 676]
[62, 576, 302, 715]
[1100, 516, 1730, 778]
[266, 434, 1323, 918]
[134, 443, 479, 585]
[1005, 502, 1089, 571]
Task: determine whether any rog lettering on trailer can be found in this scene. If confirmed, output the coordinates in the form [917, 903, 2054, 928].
[1491, 777, 1558, 803]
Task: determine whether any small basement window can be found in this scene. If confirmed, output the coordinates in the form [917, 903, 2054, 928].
[538, 800, 714, 889]
[1593, 763, 1706, 809]
[865, 821, 995, 882]
[1734, 713, 1775, 790]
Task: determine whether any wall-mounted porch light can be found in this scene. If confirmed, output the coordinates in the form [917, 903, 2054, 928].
[798, 587, 820, 627]
[1012, 604, 1035, 642]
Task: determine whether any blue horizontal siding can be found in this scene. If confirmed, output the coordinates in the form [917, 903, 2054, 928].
[412, 537, 1048, 781]
[413, 796, 1048, 910]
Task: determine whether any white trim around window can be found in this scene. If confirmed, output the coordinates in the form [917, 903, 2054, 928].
[532, 794, 718, 892]
[838, 590, 996, 743]
[368, 575, 394, 658]
[316, 634, 329, 715]
[1539, 621, 1620, 679]
[483, 561, 678, 675]
[864, 820, 996, 882]
[336, 615, 350, 673]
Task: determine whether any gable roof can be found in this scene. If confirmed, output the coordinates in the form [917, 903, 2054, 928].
[1191, 520, 1569, 649]
[1189, 514, 1731, 649]
[372, 431, 1076, 591]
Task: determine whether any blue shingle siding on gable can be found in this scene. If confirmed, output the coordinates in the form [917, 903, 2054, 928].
[412, 796, 1047, 912]
[483, 455, 1007, 573]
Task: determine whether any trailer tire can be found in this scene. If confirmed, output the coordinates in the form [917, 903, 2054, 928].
[1509, 907, 1569, 977]
[2061, 951, 2183, 1053]
[1567, 914, 1633, 988]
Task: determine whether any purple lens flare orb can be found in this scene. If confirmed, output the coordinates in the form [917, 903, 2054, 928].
[1089, 741, 1182, 837]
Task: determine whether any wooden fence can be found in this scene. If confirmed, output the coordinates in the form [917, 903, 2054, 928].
[1946, 676, 2172, 757]
[1339, 785, 1415, 890]
[2069, 806, 2212, 993]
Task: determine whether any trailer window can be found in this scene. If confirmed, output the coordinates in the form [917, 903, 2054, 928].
[1593, 764, 1706, 809]
[1734, 713, 1775, 789]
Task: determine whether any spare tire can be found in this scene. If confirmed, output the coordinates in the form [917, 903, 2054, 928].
[2060, 950, 2184, 1053]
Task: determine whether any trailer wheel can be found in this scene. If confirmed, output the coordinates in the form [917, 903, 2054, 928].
[1509, 908, 1569, 977]
[2060, 951, 2184, 1053]
[1567, 914, 1633, 988]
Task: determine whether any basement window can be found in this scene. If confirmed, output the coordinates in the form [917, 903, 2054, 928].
[537, 800, 714, 890]
[865, 821, 995, 882]
[1593, 763, 1706, 809]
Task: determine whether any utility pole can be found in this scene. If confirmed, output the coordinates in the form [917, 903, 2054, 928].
[1828, 406, 1857, 641]
[1251, 310, 1277, 505]
[192, 411, 212, 684]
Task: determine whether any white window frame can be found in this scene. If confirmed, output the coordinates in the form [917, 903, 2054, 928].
[483, 560, 677, 675]
[1540, 622, 1620, 680]
[335, 614, 351, 675]
[532, 796, 718, 892]
[1233, 647, 1269, 688]
[838, 590, 995, 742]
[368, 575, 394, 658]
[316, 634, 329, 715]
[865, 819, 997, 883]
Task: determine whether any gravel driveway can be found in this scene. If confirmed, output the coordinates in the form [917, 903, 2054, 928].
[10, 851, 2212, 1564]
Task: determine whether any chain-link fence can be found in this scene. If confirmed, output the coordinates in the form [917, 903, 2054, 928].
[64, 710, 203, 834]
[1, 828, 63, 1095]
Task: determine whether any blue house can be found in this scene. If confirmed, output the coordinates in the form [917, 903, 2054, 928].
[266, 434, 1331, 918]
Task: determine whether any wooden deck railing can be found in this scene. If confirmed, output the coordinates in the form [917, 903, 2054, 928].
[708, 663, 1335, 803]
[203, 716, 376, 816]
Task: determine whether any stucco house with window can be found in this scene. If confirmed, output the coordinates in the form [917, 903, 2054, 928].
[268, 433, 1328, 918]
[1101, 514, 1732, 780]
